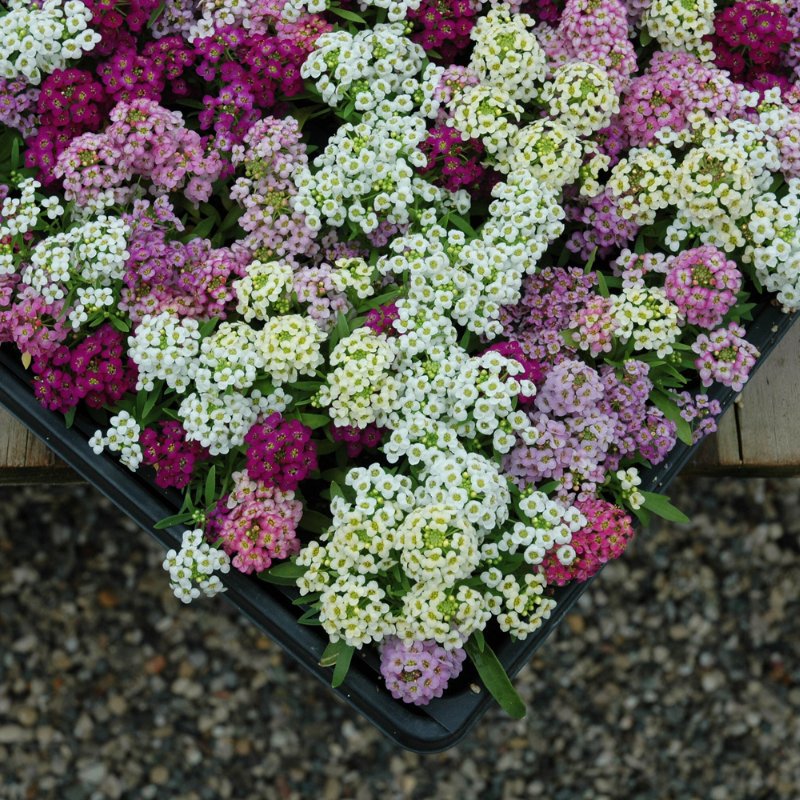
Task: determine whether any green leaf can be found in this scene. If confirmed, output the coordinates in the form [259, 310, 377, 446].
[596, 271, 610, 298]
[331, 643, 354, 687]
[301, 509, 332, 536]
[465, 637, 526, 719]
[297, 608, 322, 626]
[640, 491, 690, 524]
[108, 315, 130, 333]
[319, 640, 355, 687]
[329, 6, 366, 22]
[220, 205, 243, 233]
[141, 390, 162, 424]
[447, 213, 478, 237]
[204, 465, 217, 507]
[148, 2, 165, 26]
[263, 560, 308, 580]
[472, 629, 486, 653]
[188, 216, 215, 241]
[639, 28, 652, 47]
[154, 512, 194, 530]
[64, 406, 76, 429]
[10, 136, 20, 170]
[584, 246, 598, 273]
[319, 640, 346, 667]
[297, 412, 330, 430]
[650, 390, 694, 446]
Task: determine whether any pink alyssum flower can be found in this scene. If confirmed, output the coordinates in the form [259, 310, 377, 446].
[244, 413, 318, 492]
[379, 637, 466, 706]
[206, 470, 303, 576]
[692, 322, 759, 392]
[664, 245, 742, 329]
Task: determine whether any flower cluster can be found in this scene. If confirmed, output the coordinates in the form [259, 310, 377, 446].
[163, 529, 230, 604]
[207, 470, 304, 575]
[244, 413, 318, 491]
[56, 99, 223, 207]
[380, 637, 466, 705]
[32, 324, 136, 413]
[141, 420, 209, 490]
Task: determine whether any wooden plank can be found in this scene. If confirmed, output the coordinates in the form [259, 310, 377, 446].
[736, 320, 800, 472]
[0, 407, 79, 484]
[689, 403, 741, 470]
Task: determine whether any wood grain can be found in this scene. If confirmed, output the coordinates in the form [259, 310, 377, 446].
[0, 407, 79, 484]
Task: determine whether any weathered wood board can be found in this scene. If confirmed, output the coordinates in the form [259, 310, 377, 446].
[0, 406, 79, 484]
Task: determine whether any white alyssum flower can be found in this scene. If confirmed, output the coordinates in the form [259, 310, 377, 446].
[89, 411, 143, 471]
[292, 101, 466, 236]
[610, 282, 683, 358]
[0, 0, 100, 86]
[469, 6, 547, 103]
[330, 257, 375, 300]
[616, 467, 645, 510]
[489, 490, 586, 567]
[68, 286, 114, 329]
[189, 321, 265, 394]
[301, 24, 425, 110]
[128, 313, 202, 393]
[643, 0, 715, 59]
[162, 529, 230, 604]
[540, 61, 619, 136]
[22, 213, 129, 303]
[317, 327, 399, 428]
[233, 259, 294, 322]
[259, 314, 326, 385]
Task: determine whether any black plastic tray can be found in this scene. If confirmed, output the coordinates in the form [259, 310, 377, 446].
[0, 302, 796, 752]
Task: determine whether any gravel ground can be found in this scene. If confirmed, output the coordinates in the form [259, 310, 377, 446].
[0, 477, 799, 800]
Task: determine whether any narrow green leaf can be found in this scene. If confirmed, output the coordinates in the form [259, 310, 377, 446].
[263, 561, 308, 580]
[640, 491, 690, 524]
[447, 213, 477, 237]
[329, 6, 366, 22]
[220, 205, 243, 232]
[319, 640, 346, 668]
[188, 216, 215, 240]
[10, 136, 20, 170]
[204, 465, 217, 507]
[154, 512, 194, 530]
[148, 1, 165, 26]
[297, 608, 322, 626]
[465, 638, 526, 719]
[257, 573, 299, 586]
[331, 643, 354, 687]
[64, 406, 76, 429]
[473, 629, 486, 653]
[584, 246, 598, 273]
[109, 315, 130, 333]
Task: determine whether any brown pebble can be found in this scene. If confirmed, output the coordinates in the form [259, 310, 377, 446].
[144, 655, 167, 675]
